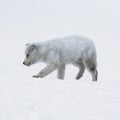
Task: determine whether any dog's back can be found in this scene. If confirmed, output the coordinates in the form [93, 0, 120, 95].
[44, 35, 96, 64]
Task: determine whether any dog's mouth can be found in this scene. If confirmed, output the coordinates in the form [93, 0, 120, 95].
[26, 63, 31, 66]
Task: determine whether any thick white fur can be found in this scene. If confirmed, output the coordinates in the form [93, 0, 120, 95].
[23, 35, 98, 81]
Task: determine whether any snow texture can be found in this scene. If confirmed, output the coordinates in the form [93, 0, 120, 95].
[0, 0, 120, 120]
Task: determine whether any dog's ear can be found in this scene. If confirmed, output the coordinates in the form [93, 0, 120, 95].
[25, 43, 30, 46]
[30, 44, 37, 51]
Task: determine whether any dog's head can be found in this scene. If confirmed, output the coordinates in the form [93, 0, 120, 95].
[23, 43, 39, 66]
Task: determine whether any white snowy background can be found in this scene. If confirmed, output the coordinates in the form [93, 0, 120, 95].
[0, 0, 120, 120]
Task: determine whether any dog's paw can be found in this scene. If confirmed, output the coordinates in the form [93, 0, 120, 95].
[32, 75, 40, 78]
[76, 75, 82, 80]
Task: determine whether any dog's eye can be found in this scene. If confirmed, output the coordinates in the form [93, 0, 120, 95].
[26, 54, 29, 58]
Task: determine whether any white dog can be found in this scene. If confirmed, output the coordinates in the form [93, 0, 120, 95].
[23, 35, 98, 81]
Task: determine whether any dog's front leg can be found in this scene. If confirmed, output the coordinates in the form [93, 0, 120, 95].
[33, 64, 57, 78]
[57, 65, 65, 79]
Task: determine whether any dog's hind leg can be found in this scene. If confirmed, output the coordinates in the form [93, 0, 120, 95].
[84, 59, 98, 81]
[76, 63, 85, 80]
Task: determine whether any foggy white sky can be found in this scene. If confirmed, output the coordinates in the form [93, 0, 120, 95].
[0, 0, 120, 38]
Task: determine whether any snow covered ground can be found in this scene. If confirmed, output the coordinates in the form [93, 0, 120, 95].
[0, 0, 120, 120]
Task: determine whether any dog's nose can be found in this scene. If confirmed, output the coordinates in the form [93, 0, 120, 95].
[23, 62, 25, 65]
